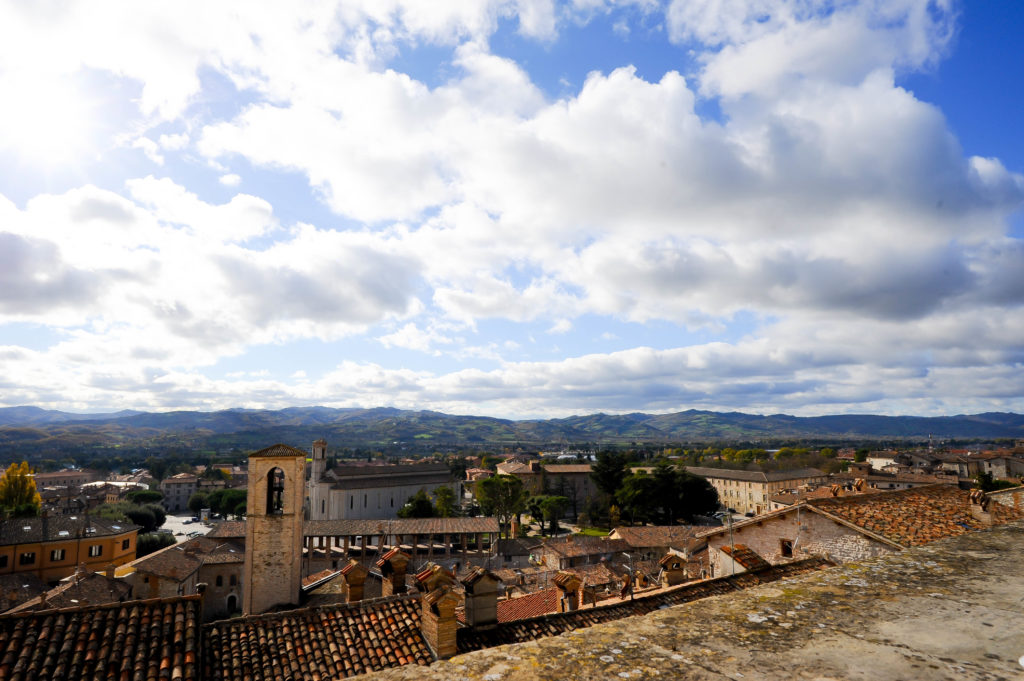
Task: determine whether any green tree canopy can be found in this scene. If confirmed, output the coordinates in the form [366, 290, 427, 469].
[187, 491, 210, 515]
[591, 452, 629, 497]
[475, 474, 526, 538]
[126, 489, 164, 504]
[616, 472, 657, 525]
[397, 489, 436, 518]
[433, 486, 457, 517]
[0, 462, 40, 516]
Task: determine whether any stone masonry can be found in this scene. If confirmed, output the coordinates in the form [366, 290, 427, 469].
[706, 508, 898, 576]
[361, 521, 1024, 681]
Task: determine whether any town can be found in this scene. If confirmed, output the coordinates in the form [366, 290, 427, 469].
[0, 438, 1021, 680]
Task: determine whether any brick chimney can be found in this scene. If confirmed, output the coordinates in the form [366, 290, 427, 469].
[969, 490, 993, 526]
[460, 566, 499, 627]
[658, 553, 687, 586]
[340, 559, 369, 603]
[376, 548, 410, 597]
[417, 563, 459, 659]
[421, 586, 460, 659]
[552, 571, 582, 612]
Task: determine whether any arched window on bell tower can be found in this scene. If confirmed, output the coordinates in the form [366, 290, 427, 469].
[267, 467, 285, 515]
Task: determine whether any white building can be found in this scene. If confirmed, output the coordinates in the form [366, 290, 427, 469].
[306, 439, 459, 520]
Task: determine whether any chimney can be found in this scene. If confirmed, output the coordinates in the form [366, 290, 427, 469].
[105, 563, 116, 579]
[829, 484, 841, 497]
[552, 571, 582, 612]
[460, 566, 499, 627]
[420, 586, 460, 659]
[969, 490, 993, 526]
[340, 559, 369, 603]
[658, 553, 687, 586]
[509, 517, 520, 539]
[376, 548, 411, 597]
[414, 562, 454, 593]
[853, 478, 866, 493]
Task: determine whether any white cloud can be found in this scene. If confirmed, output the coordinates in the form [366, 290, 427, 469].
[0, 0, 1022, 417]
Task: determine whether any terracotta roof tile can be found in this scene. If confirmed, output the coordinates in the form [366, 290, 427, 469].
[611, 525, 702, 549]
[720, 544, 772, 571]
[203, 595, 434, 681]
[807, 485, 1024, 547]
[0, 595, 201, 681]
[249, 443, 307, 458]
[457, 557, 834, 653]
[497, 588, 561, 622]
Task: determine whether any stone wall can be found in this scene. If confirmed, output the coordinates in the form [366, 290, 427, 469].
[359, 521, 1024, 681]
[706, 509, 897, 575]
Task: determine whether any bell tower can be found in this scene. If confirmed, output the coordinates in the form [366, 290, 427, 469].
[243, 443, 307, 615]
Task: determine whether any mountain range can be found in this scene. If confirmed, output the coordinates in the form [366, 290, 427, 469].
[1, 406, 1023, 453]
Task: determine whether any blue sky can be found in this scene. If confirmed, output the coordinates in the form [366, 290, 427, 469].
[0, 0, 1022, 419]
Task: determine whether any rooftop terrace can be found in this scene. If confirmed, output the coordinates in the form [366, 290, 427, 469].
[362, 520, 1024, 681]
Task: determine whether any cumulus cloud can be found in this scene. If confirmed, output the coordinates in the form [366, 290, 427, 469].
[1, 0, 1023, 416]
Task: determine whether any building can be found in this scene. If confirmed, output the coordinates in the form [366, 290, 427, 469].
[160, 472, 199, 512]
[0, 515, 138, 583]
[123, 535, 244, 620]
[685, 466, 828, 515]
[31, 468, 102, 488]
[307, 440, 459, 520]
[698, 484, 1023, 577]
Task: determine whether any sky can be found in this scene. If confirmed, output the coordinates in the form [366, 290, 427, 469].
[0, 0, 1022, 420]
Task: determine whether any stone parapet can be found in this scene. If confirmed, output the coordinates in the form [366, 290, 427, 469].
[361, 521, 1024, 681]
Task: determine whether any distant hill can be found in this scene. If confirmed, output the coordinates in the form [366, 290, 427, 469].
[0, 406, 1022, 453]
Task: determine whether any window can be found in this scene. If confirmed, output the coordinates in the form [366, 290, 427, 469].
[780, 539, 794, 558]
[88, 545, 102, 557]
[50, 549, 66, 562]
[216, 575, 223, 586]
[363, 494, 367, 507]
[321, 499, 326, 514]
[229, 575, 237, 586]
[0, 556, 7, 568]
[350, 496, 354, 510]
[267, 467, 285, 515]
[19, 552, 35, 566]
[122, 539, 131, 550]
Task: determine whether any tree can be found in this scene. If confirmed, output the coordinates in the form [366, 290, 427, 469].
[616, 473, 657, 525]
[433, 486, 457, 517]
[475, 474, 526, 538]
[397, 489, 436, 518]
[145, 456, 170, 482]
[591, 452, 628, 497]
[539, 495, 569, 535]
[854, 448, 869, 463]
[0, 462, 40, 516]
[137, 532, 177, 557]
[126, 489, 163, 504]
[188, 491, 210, 515]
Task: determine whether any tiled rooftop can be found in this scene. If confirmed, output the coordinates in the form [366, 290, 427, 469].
[0, 515, 139, 545]
[456, 557, 834, 654]
[129, 536, 244, 579]
[206, 521, 245, 539]
[250, 443, 307, 458]
[304, 517, 500, 536]
[0, 595, 201, 681]
[719, 543, 772, 571]
[541, 535, 631, 558]
[497, 588, 560, 622]
[203, 596, 433, 681]
[7, 570, 132, 613]
[807, 484, 1024, 546]
[611, 525, 702, 549]
[685, 466, 826, 483]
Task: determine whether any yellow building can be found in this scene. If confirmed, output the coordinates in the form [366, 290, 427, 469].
[0, 515, 138, 584]
[685, 467, 827, 516]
